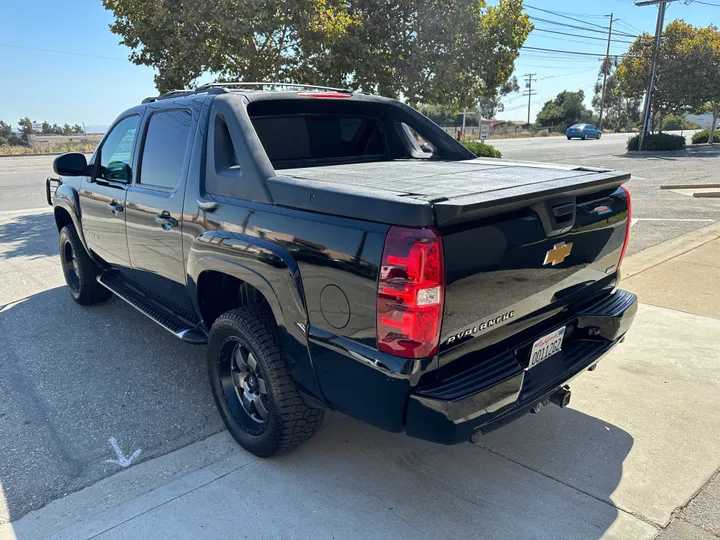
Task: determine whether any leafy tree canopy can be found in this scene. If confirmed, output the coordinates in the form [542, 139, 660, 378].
[103, 0, 532, 109]
[616, 19, 720, 138]
[536, 90, 592, 128]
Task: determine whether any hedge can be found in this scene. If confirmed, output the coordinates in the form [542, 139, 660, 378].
[627, 133, 686, 152]
[691, 129, 720, 144]
[461, 141, 503, 158]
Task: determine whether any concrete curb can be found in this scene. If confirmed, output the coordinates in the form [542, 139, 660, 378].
[622, 221, 720, 279]
[0, 432, 242, 540]
[660, 183, 720, 190]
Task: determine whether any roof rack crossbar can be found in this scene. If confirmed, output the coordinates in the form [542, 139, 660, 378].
[196, 82, 353, 93]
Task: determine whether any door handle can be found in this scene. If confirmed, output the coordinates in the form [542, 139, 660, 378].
[155, 212, 178, 231]
[107, 200, 124, 215]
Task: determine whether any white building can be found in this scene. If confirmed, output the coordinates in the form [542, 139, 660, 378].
[686, 113, 714, 129]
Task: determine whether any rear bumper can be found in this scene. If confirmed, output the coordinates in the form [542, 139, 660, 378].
[404, 289, 637, 445]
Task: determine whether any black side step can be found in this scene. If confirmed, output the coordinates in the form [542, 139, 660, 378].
[97, 273, 207, 344]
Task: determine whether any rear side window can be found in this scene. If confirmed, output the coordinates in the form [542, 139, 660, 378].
[251, 115, 385, 165]
[138, 109, 192, 189]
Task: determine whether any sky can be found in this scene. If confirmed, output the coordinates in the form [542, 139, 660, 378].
[0, 0, 717, 130]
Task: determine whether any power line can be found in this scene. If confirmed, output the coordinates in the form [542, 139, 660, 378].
[538, 69, 600, 80]
[521, 46, 631, 58]
[532, 27, 635, 44]
[528, 16, 638, 39]
[614, 18, 644, 34]
[525, 4, 611, 30]
[686, 0, 720, 6]
[0, 42, 128, 62]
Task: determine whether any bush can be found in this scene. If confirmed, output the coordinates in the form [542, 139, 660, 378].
[691, 129, 720, 144]
[462, 141, 502, 158]
[627, 133, 686, 152]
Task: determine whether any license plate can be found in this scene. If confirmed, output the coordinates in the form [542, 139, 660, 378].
[528, 327, 566, 370]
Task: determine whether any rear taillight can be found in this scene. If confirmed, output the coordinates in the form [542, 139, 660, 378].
[618, 185, 632, 269]
[377, 226, 445, 359]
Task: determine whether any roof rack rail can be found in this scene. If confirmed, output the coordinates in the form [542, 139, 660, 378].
[141, 81, 355, 104]
[141, 86, 227, 104]
[196, 82, 353, 93]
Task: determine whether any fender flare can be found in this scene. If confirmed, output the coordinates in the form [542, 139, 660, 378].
[187, 230, 327, 404]
[53, 183, 90, 253]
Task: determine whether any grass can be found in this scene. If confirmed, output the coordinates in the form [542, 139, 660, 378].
[0, 143, 96, 156]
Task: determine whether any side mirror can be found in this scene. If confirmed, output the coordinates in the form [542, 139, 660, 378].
[53, 153, 89, 176]
[420, 143, 434, 154]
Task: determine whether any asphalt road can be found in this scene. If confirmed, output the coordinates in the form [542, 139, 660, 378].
[0, 137, 719, 524]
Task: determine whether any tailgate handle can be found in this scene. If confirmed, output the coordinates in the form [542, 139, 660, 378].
[532, 196, 576, 238]
[552, 202, 575, 222]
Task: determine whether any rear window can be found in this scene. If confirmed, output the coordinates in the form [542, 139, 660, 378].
[251, 115, 386, 165]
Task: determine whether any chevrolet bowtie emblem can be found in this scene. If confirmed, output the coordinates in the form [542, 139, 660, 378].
[543, 241, 573, 266]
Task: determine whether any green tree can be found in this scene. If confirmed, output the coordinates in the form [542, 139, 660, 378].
[0, 121, 19, 146]
[536, 90, 592, 128]
[103, 0, 532, 109]
[17, 117, 34, 144]
[71, 124, 84, 133]
[41, 121, 53, 134]
[677, 25, 720, 143]
[617, 20, 702, 133]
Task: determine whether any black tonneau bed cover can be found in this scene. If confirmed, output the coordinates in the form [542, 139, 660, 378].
[267, 159, 630, 227]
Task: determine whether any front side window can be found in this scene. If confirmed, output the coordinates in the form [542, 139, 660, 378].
[98, 115, 139, 182]
[138, 109, 193, 189]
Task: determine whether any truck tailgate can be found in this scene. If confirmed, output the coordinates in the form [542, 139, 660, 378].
[439, 184, 630, 359]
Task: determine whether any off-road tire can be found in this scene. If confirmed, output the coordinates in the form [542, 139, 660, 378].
[207, 306, 324, 457]
[59, 225, 111, 305]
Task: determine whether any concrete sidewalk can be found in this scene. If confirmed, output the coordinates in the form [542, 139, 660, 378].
[2, 225, 720, 540]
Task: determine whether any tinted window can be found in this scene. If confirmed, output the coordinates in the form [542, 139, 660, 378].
[99, 115, 139, 182]
[139, 109, 192, 189]
[251, 115, 385, 165]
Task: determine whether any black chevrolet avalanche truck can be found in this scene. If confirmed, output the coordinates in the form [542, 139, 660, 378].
[47, 83, 637, 457]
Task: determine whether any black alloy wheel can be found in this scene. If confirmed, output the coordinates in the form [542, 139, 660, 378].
[61, 238, 81, 293]
[58, 225, 111, 305]
[220, 339, 271, 434]
[207, 306, 324, 457]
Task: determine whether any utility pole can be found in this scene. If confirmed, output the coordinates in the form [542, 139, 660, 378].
[523, 73, 537, 126]
[598, 13, 614, 131]
[637, 0, 667, 150]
